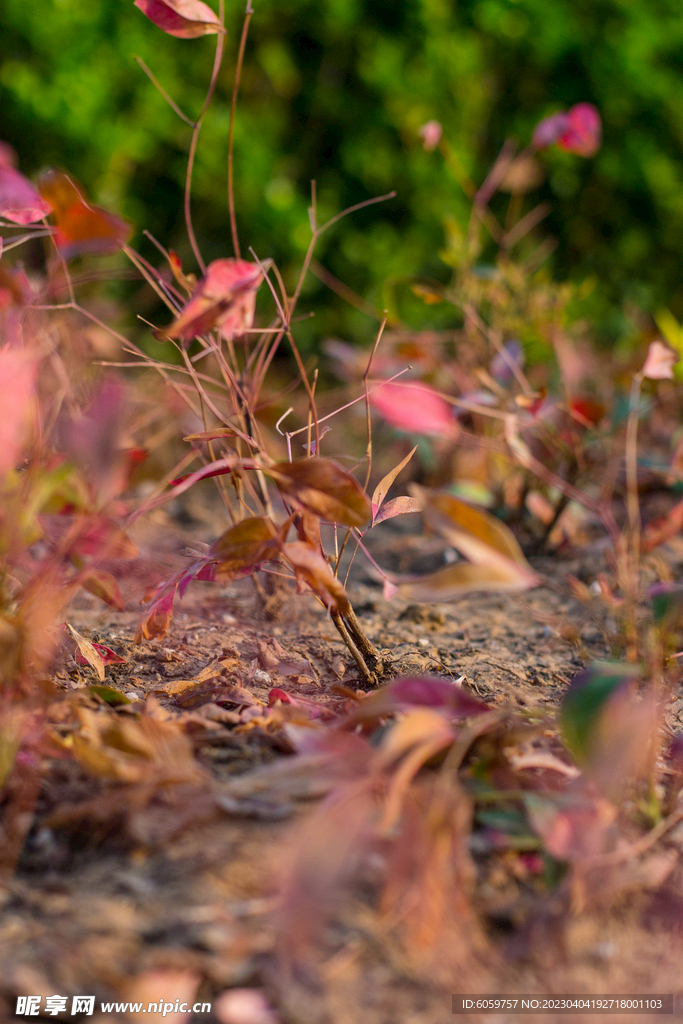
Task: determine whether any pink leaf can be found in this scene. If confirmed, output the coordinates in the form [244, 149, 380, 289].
[134, 0, 222, 38]
[0, 145, 52, 225]
[75, 642, 126, 667]
[370, 381, 458, 438]
[558, 103, 602, 157]
[642, 339, 678, 380]
[372, 494, 421, 525]
[532, 112, 570, 150]
[0, 348, 36, 475]
[161, 259, 264, 343]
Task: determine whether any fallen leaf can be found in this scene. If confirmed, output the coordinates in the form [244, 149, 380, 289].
[66, 623, 105, 681]
[281, 541, 350, 612]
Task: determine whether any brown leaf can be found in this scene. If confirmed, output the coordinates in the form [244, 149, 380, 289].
[372, 494, 421, 525]
[399, 561, 535, 602]
[209, 516, 280, 580]
[269, 458, 371, 527]
[371, 445, 418, 521]
[281, 541, 350, 612]
[66, 623, 105, 681]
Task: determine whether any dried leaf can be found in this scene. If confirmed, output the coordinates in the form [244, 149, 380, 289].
[371, 445, 418, 521]
[66, 623, 105, 681]
[372, 494, 421, 525]
[38, 169, 131, 260]
[400, 487, 539, 600]
[77, 643, 126, 667]
[135, 0, 221, 38]
[270, 458, 371, 527]
[399, 561, 535, 602]
[209, 516, 280, 580]
[161, 259, 263, 342]
[281, 541, 350, 612]
[81, 569, 125, 611]
[370, 381, 458, 438]
[345, 675, 489, 725]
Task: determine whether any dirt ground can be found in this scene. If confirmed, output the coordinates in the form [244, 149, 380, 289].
[3, 507, 683, 1024]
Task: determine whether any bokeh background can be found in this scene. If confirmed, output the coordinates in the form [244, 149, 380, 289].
[3, 0, 683, 346]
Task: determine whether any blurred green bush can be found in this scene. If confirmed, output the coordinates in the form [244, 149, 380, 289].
[3, 0, 683, 345]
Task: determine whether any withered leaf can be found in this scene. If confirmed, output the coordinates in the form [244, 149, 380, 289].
[269, 458, 371, 527]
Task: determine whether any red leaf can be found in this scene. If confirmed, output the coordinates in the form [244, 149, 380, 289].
[370, 381, 458, 438]
[558, 103, 602, 157]
[81, 569, 126, 611]
[0, 144, 52, 225]
[161, 259, 264, 343]
[281, 541, 350, 613]
[75, 642, 126, 667]
[135, 0, 222, 38]
[38, 170, 131, 260]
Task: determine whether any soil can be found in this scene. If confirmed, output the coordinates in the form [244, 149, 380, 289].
[2, 509, 683, 1024]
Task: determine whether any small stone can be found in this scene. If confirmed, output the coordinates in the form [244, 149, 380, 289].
[253, 669, 271, 685]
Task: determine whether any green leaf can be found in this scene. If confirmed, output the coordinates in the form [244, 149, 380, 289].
[560, 661, 642, 764]
[87, 685, 131, 706]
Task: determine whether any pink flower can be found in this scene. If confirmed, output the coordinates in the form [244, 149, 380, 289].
[533, 103, 601, 158]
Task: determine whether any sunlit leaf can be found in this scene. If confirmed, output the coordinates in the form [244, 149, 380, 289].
[371, 445, 417, 521]
[160, 258, 263, 343]
[66, 623, 105, 681]
[370, 381, 458, 438]
[281, 541, 350, 612]
[134, 0, 222, 38]
[135, 584, 178, 642]
[400, 487, 539, 600]
[345, 675, 490, 725]
[270, 458, 371, 527]
[372, 495, 421, 525]
[399, 561, 535, 602]
[38, 169, 131, 260]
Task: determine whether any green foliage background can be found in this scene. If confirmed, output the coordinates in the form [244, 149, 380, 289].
[3, 0, 683, 344]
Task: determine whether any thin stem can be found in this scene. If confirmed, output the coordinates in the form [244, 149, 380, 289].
[133, 56, 194, 126]
[227, 1, 253, 259]
[185, 0, 226, 271]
